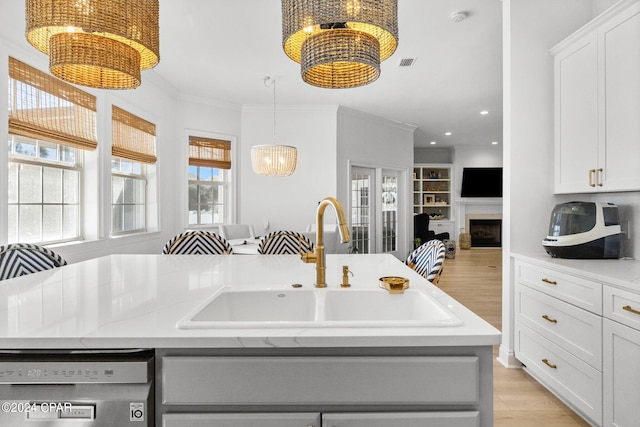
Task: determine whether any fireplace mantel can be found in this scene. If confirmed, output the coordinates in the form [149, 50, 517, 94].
[456, 198, 503, 232]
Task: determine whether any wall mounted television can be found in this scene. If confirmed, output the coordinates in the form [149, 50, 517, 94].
[460, 167, 503, 197]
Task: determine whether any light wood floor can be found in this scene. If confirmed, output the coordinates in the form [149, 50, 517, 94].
[438, 248, 590, 427]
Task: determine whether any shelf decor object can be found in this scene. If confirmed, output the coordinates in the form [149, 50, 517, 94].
[281, 0, 398, 88]
[251, 77, 297, 176]
[25, 0, 160, 90]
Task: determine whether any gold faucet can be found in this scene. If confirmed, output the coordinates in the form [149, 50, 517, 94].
[301, 197, 351, 288]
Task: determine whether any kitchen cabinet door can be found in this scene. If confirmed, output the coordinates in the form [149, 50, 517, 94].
[554, 32, 599, 194]
[599, 2, 640, 191]
[603, 319, 640, 427]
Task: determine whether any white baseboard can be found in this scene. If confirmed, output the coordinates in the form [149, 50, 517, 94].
[497, 344, 523, 368]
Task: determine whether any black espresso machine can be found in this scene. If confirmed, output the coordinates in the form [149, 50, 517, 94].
[542, 201, 622, 259]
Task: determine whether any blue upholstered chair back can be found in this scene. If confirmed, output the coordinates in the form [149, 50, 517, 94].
[162, 231, 232, 255]
[405, 239, 446, 285]
[0, 243, 67, 281]
[257, 231, 314, 255]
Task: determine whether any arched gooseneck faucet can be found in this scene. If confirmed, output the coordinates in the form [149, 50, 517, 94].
[301, 197, 351, 288]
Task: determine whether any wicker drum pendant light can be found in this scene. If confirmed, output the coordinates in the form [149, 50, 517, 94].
[251, 77, 297, 177]
[25, 0, 159, 90]
[282, 0, 398, 89]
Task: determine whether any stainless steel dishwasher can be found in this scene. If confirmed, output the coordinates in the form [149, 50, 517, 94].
[0, 349, 154, 426]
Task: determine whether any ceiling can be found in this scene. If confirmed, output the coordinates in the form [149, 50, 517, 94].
[1, 0, 504, 149]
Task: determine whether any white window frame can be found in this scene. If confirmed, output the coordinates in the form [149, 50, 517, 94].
[111, 157, 147, 235]
[7, 135, 83, 245]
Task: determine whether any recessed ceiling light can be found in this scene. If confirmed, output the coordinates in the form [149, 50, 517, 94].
[430, 141, 437, 145]
[480, 110, 489, 115]
[491, 141, 499, 145]
[445, 132, 452, 136]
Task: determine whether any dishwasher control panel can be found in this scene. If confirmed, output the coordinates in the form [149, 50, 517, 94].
[0, 361, 150, 384]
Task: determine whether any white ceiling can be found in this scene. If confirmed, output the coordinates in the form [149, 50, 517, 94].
[1, 0, 504, 149]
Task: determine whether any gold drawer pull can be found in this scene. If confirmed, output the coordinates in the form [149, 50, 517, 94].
[542, 278, 557, 285]
[542, 358, 557, 369]
[623, 305, 640, 316]
[542, 314, 558, 324]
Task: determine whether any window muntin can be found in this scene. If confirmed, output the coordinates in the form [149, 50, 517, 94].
[111, 158, 146, 234]
[7, 135, 81, 244]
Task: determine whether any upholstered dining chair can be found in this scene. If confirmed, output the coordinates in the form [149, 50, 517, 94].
[257, 231, 314, 255]
[219, 224, 256, 241]
[162, 230, 232, 255]
[405, 239, 446, 285]
[0, 243, 68, 281]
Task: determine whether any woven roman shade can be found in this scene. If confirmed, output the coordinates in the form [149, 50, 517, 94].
[112, 105, 156, 164]
[189, 136, 231, 170]
[8, 57, 97, 150]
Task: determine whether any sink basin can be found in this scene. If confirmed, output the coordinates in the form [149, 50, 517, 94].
[189, 288, 318, 323]
[322, 288, 460, 325]
[177, 286, 462, 329]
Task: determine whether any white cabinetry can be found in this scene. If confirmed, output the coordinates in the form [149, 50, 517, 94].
[158, 348, 494, 426]
[603, 287, 640, 427]
[413, 164, 453, 221]
[514, 256, 640, 427]
[552, 0, 640, 193]
[514, 260, 603, 425]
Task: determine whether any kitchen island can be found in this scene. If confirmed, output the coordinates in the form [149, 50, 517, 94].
[0, 253, 501, 426]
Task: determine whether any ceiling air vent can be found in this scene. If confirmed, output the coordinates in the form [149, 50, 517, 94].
[397, 57, 417, 67]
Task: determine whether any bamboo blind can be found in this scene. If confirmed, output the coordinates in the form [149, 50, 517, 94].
[189, 136, 231, 169]
[112, 105, 157, 164]
[8, 57, 98, 150]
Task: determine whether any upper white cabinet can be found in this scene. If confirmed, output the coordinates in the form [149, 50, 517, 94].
[553, 0, 640, 193]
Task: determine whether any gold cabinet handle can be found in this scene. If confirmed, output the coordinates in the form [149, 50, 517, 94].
[597, 168, 603, 187]
[542, 314, 558, 324]
[589, 169, 596, 187]
[541, 278, 557, 285]
[623, 305, 640, 316]
[542, 358, 557, 369]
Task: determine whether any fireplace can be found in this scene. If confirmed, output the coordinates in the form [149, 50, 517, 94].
[469, 219, 502, 248]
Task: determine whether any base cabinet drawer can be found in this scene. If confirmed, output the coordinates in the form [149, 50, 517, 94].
[603, 319, 640, 427]
[163, 413, 321, 427]
[516, 283, 602, 368]
[515, 260, 602, 314]
[322, 411, 480, 427]
[162, 356, 479, 406]
[515, 323, 602, 425]
[603, 286, 640, 331]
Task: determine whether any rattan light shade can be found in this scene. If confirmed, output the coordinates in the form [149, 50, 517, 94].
[302, 29, 380, 88]
[25, 0, 159, 89]
[251, 145, 297, 177]
[282, 0, 397, 88]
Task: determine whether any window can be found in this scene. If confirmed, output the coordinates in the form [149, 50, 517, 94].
[8, 136, 81, 244]
[111, 106, 156, 235]
[188, 136, 231, 225]
[7, 57, 97, 244]
[111, 158, 146, 234]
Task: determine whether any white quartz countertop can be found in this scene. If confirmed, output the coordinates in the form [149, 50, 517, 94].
[512, 249, 640, 292]
[0, 254, 501, 349]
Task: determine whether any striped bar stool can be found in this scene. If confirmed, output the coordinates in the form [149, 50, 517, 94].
[405, 239, 446, 285]
[0, 243, 67, 281]
[162, 231, 232, 255]
[257, 231, 314, 255]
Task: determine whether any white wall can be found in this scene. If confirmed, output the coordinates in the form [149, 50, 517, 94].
[501, 0, 594, 367]
[336, 107, 415, 257]
[240, 106, 338, 235]
[414, 147, 453, 164]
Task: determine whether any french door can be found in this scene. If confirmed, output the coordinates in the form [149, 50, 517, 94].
[350, 166, 403, 258]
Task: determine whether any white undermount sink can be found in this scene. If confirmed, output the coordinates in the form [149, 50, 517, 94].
[177, 286, 463, 329]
